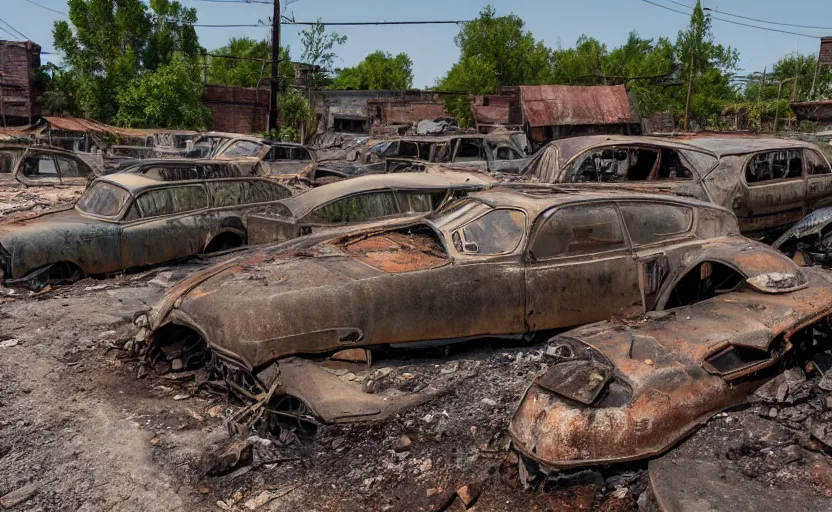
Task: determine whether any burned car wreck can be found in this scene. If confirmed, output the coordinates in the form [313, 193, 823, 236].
[521, 135, 832, 239]
[136, 187, 816, 436]
[246, 171, 495, 245]
[0, 162, 294, 289]
[0, 144, 104, 186]
[510, 265, 832, 468]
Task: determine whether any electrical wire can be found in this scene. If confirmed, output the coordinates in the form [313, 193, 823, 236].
[0, 16, 29, 40]
[639, 0, 818, 39]
[23, 0, 67, 16]
[661, 0, 832, 31]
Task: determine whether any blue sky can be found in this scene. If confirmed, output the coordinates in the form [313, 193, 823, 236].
[5, 0, 832, 88]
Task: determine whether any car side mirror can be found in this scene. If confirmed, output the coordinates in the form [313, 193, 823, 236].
[463, 241, 479, 253]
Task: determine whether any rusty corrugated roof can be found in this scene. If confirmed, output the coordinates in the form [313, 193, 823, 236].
[519, 85, 633, 128]
[42, 116, 195, 137]
[472, 105, 510, 125]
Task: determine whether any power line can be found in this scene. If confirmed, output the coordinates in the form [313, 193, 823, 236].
[639, 0, 818, 39]
[0, 16, 29, 41]
[661, 0, 832, 31]
[285, 20, 471, 26]
[23, 0, 67, 16]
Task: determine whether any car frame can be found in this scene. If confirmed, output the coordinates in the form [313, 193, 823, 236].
[521, 135, 832, 239]
[0, 144, 104, 186]
[246, 171, 495, 245]
[141, 187, 808, 426]
[0, 161, 294, 288]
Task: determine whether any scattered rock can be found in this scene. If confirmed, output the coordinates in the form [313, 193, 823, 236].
[611, 487, 629, 499]
[481, 398, 497, 407]
[0, 338, 19, 348]
[173, 394, 190, 401]
[0, 482, 38, 508]
[456, 483, 482, 508]
[244, 491, 276, 510]
[420, 459, 433, 472]
[393, 435, 412, 453]
[331, 348, 368, 363]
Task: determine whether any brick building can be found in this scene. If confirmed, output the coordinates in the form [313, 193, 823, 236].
[0, 40, 41, 126]
[201, 85, 269, 134]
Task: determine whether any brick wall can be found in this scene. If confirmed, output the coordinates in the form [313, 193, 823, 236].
[202, 85, 269, 134]
[820, 38, 832, 66]
[0, 40, 41, 125]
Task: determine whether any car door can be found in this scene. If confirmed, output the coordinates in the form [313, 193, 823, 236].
[525, 202, 642, 332]
[55, 155, 94, 186]
[450, 138, 489, 171]
[119, 184, 212, 269]
[363, 207, 528, 344]
[617, 201, 697, 311]
[804, 148, 832, 211]
[738, 149, 806, 235]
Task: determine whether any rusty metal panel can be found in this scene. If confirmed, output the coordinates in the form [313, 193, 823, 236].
[473, 105, 511, 125]
[519, 85, 634, 128]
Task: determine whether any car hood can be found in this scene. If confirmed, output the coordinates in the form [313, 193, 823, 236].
[0, 208, 113, 248]
[510, 266, 832, 468]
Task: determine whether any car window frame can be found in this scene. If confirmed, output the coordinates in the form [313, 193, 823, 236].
[742, 149, 806, 187]
[75, 181, 134, 221]
[451, 207, 528, 257]
[134, 183, 210, 220]
[304, 189, 405, 225]
[617, 200, 696, 249]
[805, 148, 832, 177]
[526, 201, 631, 262]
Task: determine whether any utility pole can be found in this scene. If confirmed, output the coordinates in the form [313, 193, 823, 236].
[268, 0, 280, 134]
[683, 13, 704, 133]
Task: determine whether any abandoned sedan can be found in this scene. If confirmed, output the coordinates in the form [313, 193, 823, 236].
[246, 171, 495, 245]
[521, 136, 832, 239]
[510, 264, 832, 468]
[142, 187, 809, 426]
[0, 144, 103, 186]
[212, 136, 320, 181]
[0, 164, 293, 288]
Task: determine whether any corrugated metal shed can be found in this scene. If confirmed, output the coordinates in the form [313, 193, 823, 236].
[41, 116, 194, 137]
[519, 85, 633, 128]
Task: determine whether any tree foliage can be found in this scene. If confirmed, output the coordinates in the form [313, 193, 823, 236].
[50, 0, 205, 128]
[115, 53, 210, 129]
[331, 51, 414, 90]
[300, 19, 347, 86]
[205, 37, 294, 89]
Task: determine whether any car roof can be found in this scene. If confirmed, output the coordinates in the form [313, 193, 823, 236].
[0, 144, 84, 158]
[545, 135, 817, 168]
[95, 168, 267, 193]
[278, 172, 494, 218]
[467, 185, 729, 219]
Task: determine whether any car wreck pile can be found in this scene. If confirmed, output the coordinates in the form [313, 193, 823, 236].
[3, 131, 832, 510]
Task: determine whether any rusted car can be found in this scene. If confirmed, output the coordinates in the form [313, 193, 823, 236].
[211, 136, 320, 181]
[521, 136, 832, 239]
[510, 264, 832, 468]
[0, 144, 103, 186]
[247, 171, 495, 245]
[142, 187, 809, 426]
[0, 162, 293, 289]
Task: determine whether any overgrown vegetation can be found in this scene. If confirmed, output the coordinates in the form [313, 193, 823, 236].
[331, 51, 414, 90]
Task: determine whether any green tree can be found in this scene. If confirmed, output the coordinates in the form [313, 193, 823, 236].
[206, 38, 293, 89]
[115, 53, 211, 129]
[331, 51, 414, 90]
[52, 0, 202, 124]
[436, 5, 551, 125]
[438, 5, 552, 93]
[676, 1, 739, 128]
[277, 89, 313, 142]
[300, 19, 347, 86]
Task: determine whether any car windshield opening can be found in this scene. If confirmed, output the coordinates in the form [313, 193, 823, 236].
[76, 182, 131, 217]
